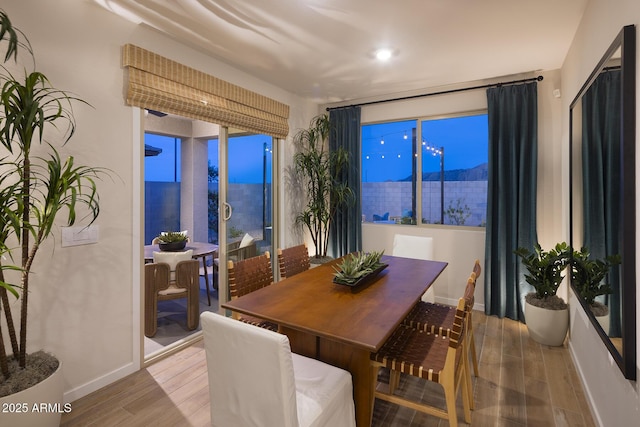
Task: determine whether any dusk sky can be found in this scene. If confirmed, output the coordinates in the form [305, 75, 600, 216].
[361, 114, 488, 182]
[146, 114, 486, 184]
[145, 133, 272, 184]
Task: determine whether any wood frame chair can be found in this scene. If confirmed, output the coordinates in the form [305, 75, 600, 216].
[144, 258, 199, 337]
[228, 251, 277, 331]
[401, 259, 481, 376]
[370, 297, 472, 427]
[277, 243, 311, 279]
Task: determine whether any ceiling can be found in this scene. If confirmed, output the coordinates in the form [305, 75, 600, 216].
[94, 0, 588, 105]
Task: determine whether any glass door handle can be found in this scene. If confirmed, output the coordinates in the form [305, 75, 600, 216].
[223, 202, 233, 221]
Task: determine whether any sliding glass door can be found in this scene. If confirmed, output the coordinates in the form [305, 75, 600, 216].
[216, 130, 275, 308]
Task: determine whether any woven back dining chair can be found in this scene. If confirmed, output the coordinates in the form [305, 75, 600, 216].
[370, 297, 472, 427]
[277, 243, 311, 279]
[401, 259, 481, 377]
[228, 251, 278, 331]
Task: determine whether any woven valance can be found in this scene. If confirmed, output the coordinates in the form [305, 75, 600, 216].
[122, 44, 290, 138]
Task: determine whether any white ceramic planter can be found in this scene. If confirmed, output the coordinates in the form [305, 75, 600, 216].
[595, 312, 610, 335]
[525, 301, 569, 346]
[0, 361, 65, 427]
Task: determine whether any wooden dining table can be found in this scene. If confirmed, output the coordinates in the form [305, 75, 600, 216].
[222, 254, 447, 427]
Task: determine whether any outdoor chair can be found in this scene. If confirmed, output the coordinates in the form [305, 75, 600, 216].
[145, 250, 199, 337]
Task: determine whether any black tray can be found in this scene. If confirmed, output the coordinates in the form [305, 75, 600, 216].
[333, 263, 388, 292]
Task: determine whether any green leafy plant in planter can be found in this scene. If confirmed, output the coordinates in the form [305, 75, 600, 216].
[333, 251, 385, 285]
[570, 247, 621, 316]
[514, 242, 571, 346]
[0, 10, 106, 397]
[293, 114, 354, 263]
[514, 242, 571, 309]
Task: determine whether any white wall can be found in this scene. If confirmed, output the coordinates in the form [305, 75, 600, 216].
[561, 0, 640, 425]
[1, 0, 315, 402]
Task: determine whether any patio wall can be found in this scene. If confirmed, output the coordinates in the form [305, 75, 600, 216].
[145, 182, 271, 244]
[362, 180, 487, 226]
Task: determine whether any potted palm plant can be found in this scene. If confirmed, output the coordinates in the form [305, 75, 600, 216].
[514, 242, 571, 346]
[293, 114, 354, 263]
[0, 10, 105, 425]
[570, 247, 621, 334]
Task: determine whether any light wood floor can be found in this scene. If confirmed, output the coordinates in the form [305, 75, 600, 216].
[61, 311, 595, 426]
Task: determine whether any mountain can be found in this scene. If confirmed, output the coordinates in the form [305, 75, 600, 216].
[400, 162, 488, 182]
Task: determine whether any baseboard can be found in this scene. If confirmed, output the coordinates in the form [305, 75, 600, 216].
[63, 362, 138, 404]
[568, 340, 602, 427]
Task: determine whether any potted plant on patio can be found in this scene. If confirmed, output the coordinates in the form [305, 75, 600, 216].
[570, 247, 621, 334]
[293, 114, 354, 264]
[155, 231, 188, 251]
[0, 10, 105, 425]
[514, 242, 571, 346]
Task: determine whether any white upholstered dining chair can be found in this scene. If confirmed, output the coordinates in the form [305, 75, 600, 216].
[392, 234, 435, 302]
[201, 312, 356, 427]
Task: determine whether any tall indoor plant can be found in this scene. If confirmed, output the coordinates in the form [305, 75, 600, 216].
[293, 114, 353, 262]
[0, 8, 104, 406]
[514, 242, 571, 346]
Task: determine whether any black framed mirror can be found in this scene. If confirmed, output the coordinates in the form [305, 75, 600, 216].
[569, 25, 636, 380]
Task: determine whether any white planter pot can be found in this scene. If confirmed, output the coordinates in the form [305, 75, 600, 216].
[595, 312, 610, 335]
[525, 301, 569, 346]
[0, 361, 64, 427]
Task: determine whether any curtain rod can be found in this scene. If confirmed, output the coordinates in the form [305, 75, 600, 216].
[326, 75, 543, 111]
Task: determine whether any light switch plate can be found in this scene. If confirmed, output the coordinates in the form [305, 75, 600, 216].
[61, 225, 99, 247]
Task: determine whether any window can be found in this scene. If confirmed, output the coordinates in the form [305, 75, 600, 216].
[144, 133, 181, 182]
[362, 120, 417, 224]
[144, 133, 182, 243]
[361, 113, 488, 227]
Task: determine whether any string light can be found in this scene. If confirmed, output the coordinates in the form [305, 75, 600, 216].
[362, 127, 443, 163]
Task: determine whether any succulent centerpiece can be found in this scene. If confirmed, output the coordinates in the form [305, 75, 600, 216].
[333, 250, 386, 286]
[156, 231, 188, 251]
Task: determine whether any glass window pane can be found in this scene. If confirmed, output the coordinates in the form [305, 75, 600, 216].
[421, 114, 488, 226]
[208, 138, 219, 244]
[144, 133, 182, 243]
[144, 133, 181, 182]
[227, 134, 272, 253]
[361, 120, 417, 225]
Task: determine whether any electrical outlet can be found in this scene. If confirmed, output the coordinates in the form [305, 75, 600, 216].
[61, 225, 99, 247]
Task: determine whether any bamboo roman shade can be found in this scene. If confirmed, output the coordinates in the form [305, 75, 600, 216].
[122, 44, 290, 138]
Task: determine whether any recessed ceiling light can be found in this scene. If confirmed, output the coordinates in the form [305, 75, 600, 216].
[375, 48, 392, 61]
